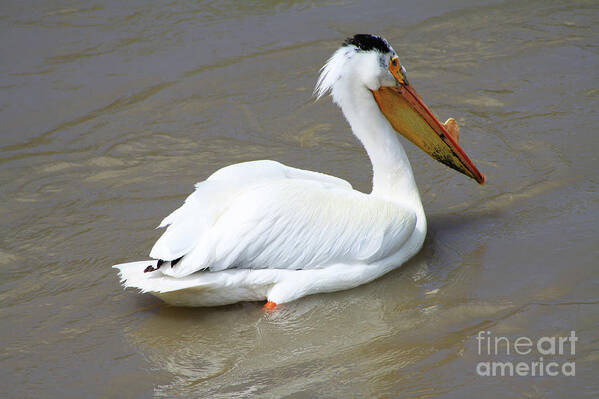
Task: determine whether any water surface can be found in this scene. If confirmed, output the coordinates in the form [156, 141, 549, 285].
[1, 0, 598, 397]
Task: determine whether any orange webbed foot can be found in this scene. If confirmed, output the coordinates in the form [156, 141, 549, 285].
[263, 301, 277, 312]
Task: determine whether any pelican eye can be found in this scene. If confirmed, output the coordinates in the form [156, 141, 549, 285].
[391, 58, 398, 67]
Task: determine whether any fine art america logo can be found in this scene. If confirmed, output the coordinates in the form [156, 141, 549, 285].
[475, 330, 577, 377]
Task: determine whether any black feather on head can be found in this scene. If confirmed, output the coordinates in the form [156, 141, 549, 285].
[343, 34, 391, 53]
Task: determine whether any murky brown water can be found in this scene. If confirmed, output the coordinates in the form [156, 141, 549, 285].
[2, 0, 598, 397]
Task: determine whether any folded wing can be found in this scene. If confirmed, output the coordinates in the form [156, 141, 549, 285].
[149, 160, 416, 277]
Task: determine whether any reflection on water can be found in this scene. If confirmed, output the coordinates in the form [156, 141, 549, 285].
[1, 0, 598, 397]
[131, 256, 520, 397]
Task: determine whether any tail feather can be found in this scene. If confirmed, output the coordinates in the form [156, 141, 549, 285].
[113, 260, 211, 293]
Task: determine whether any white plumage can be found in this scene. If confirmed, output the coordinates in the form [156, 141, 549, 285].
[151, 160, 415, 276]
[114, 35, 431, 306]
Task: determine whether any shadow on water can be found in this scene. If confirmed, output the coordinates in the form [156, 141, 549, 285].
[428, 208, 502, 233]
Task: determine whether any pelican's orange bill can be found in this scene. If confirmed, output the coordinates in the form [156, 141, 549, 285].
[372, 70, 485, 184]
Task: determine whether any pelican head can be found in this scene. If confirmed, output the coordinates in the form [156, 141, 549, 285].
[315, 34, 484, 184]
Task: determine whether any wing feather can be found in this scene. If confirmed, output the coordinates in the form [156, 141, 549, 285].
[150, 160, 351, 261]
[159, 178, 416, 277]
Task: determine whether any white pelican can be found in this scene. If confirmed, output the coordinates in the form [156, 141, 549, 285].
[113, 34, 484, 309]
